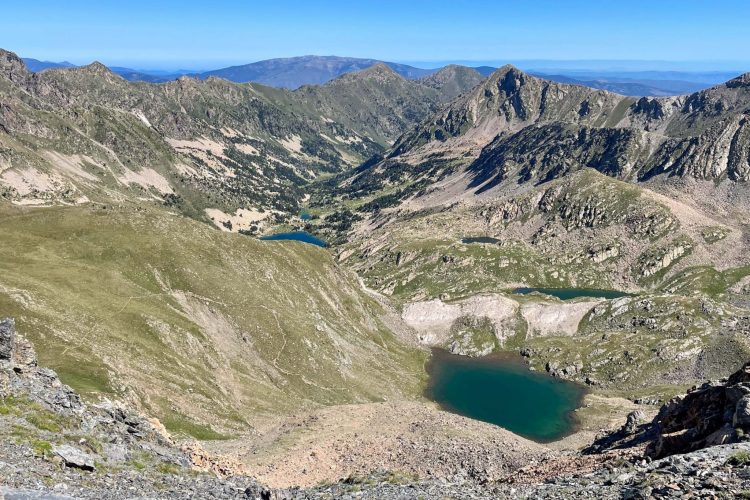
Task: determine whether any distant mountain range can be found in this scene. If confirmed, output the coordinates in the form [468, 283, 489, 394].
[197, 55, 439, 88]
[19, 54, 745, 97]
[21, 57, 75, 72]
[530, 73, 707, 97]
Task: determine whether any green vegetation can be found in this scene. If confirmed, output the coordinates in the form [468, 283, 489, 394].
[156, 462, 181, 475]
[446, 316, 500, 355]
[660, 265, 750, 296]
[0, 202, 426, 435]
[701, 226, 730, 244]
[31, 439, 54, 458]
[1, 396, 73, 434]
[353, 237, 608, 303]
[160, 414, 231, 441]
[727, 450, 750, 467]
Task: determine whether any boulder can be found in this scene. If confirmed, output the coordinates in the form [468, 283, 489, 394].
[623, 410, 647, 435]
[734, 395, 750, 427]
[53, 445, 96, 471]
[12, 334, 37, 372]
[0, 317, 37, 371]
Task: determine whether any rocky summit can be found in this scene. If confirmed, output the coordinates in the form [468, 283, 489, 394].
[1, 8, 750, 497]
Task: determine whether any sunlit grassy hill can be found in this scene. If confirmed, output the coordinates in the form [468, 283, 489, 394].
[0, 202, 425, 438]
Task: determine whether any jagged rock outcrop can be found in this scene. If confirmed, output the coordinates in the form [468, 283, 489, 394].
[340, 66, 750, 211]
[0, 317, 277, 498]
[587, 360, 750, 460]
[0, 318, 193, 466]
[646, 361, 750, 458]
[0, 318, 81, 413]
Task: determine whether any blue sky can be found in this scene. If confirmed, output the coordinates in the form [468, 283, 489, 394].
[4, 0, 750, 70]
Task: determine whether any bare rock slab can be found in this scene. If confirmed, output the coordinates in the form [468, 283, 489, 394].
[52, 445, 95, 471]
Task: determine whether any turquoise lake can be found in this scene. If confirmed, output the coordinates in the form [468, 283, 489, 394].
[259, 231, 327, 247]
[512, 287, 630, 300]
[425, 349, 585, 442]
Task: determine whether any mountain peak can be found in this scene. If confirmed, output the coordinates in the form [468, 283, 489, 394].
[493, 64, 524, 77]
[482, 64, 536, 94]
[80, 61, 116, 76]
[331, 63, 403, 85]
[420, 65, 485, 99]
[360, 63, 399, 77]
[431, 64, 481, 76]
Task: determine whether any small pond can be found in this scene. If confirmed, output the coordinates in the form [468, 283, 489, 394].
[259, 231, 327, 247]
[299, 211, 313, 221]
[425, 349, 585, 442]
[512, 287, 630, 300]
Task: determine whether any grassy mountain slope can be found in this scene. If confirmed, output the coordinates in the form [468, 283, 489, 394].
[419, 65, 485, 100]
[0, 202, 425, 437]
[322, 169, 750, 393]
[338, 169, 748, 299]
[293, 64, 446, 145]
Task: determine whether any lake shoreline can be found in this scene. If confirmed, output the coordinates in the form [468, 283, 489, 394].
[259, 230, 328, 247]
[424, 348, 589, 443]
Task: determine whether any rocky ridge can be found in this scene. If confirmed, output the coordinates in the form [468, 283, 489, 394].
[0, 317, 273, 498]
[323, 65, 750, 222]
[0, 48, 475, 222]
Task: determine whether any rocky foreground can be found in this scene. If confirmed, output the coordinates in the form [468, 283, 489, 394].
[2, 316, 750, 499]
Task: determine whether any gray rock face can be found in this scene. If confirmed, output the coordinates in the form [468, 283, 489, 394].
[623, 410, 647, 435]
[0, 317, 15, 365]
[734, 394, 750, 427]
[0, 318, 277, 498]
[641, 361, 750, 458]
[52, 445, 96, 471]
[0, 487, 75, 500]
[293, 442, 750, 499]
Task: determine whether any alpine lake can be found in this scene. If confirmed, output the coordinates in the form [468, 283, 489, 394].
[425, 349, 586, 442]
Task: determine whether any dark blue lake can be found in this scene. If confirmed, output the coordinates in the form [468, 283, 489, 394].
[259, 231, 327, 247]
[425, 349, 585, 442]
[513, 287, 630, 300]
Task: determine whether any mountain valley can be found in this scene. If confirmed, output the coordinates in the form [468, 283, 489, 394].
[3, 44, 750, 497]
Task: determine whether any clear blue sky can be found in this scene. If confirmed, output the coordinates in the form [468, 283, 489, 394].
[4, 0, 750, 70]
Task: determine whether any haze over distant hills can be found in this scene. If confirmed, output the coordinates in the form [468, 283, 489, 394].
[21, 57, 75, 72]
[20, 53, 747, 97]
[197, 55, 438, 88]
